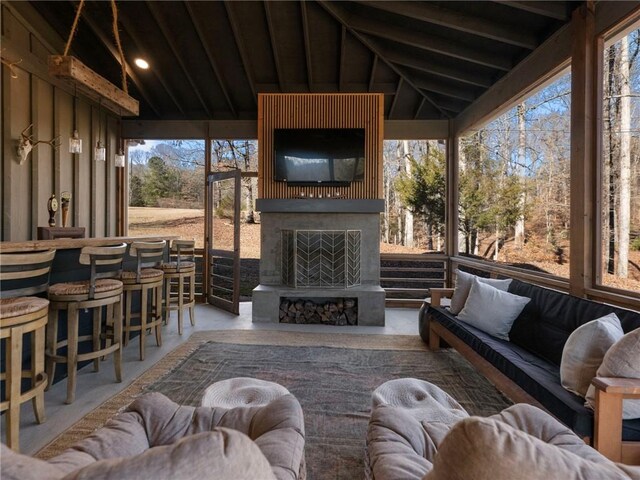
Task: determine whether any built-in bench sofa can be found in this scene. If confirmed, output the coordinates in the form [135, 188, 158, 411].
[419, 278, 640, 464]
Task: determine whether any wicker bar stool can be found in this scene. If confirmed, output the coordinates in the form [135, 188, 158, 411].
[46, 244, 127, 405]
[160, 239, 196, 335]
[121, 241, 165, 361]
[0, 250, 56, 451]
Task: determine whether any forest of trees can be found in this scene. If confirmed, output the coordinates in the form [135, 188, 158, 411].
[393, 28, 639, 290]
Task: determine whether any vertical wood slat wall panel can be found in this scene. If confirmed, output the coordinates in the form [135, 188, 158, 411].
[1, 6, 120, 241]
[258, 93, 383, 199]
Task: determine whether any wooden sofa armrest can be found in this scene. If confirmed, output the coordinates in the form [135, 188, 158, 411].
[429, 288, 455, 307]
[592, 377, 640, 396]
[592, 376, 640, 465]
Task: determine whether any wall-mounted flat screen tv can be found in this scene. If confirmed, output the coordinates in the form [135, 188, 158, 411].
[274, 128, 365, 186]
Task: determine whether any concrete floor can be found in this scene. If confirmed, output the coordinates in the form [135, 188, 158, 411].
[5, 302, 420, 455]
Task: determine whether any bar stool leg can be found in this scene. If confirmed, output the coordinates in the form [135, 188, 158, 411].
[154, 284, 162, 347]
[45, 309, 59, 390]
[32, 325, 46, 424]
[113, 295, 123, 383]
[6, 330, 22, 450]
[178, 275, 184, 335]
[163, 277, 171, 324]
[66, 303, 79, 405]
[140, 288, 148, 361]
[123, 290, 132, 346]
[189, 272, 196, 326]
[93, 307, 102, 372]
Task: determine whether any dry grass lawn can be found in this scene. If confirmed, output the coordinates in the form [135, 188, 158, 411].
[128, 207, 640, 292]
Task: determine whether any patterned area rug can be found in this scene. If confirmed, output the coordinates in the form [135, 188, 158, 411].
[36, 330, 511, 479]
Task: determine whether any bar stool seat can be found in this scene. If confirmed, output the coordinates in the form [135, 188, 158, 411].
[48, 278, 123, 299]
[160, 240, 196, 335]
[121, 268, 164, 283]
[0, 297, 49, 319]
[159, 261, 195, 273]
[0, 249, 56, 451]
[46, 244, 127, 405]
[121, 242, 166, 361]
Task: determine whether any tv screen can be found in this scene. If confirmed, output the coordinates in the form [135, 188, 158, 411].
[274, 128, 365, 185]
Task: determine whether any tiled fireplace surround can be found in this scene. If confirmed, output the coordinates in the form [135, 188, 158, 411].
[252, 199, 386, 326]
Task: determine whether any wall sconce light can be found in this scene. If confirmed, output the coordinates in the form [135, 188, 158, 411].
[69, 130, 82, 154]
[115, 149, 125, 168]
[95, 140, 106, 161]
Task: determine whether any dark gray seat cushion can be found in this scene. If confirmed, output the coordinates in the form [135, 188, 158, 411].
[428, 305, 640, 441]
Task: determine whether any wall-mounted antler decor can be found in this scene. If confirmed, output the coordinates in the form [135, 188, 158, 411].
[16, 124, 62, 165]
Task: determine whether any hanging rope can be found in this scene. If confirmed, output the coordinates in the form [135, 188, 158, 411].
[62, 0, 128, 94]
[63, 0, 85, 57]
[110, 0, 128, 94]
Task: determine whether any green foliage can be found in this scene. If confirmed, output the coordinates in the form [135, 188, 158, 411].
[141, 156, 181, 206]
[395, 146, 446, 234]
[632, 236, 640, 251]
[457, 136, 526, 253]
[129, 174, 145, 207]
[214, 191, 236, 219]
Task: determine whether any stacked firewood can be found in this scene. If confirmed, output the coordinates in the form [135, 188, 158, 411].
[279, 298, 357, 325]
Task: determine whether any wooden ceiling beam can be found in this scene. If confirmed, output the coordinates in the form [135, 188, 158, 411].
[399, 68, 477, 102]
[264, 1, 285, 92]
[223, 1, 258, 105]
[80, 7, 162, 118]
[300, 1, 314, 91]
[388, 78, 403, 120]
[118, 13, 187, 117]
[146, 1, 213, 118]
[344, 9, 513, 71]
[496, 1, 569, 21]
[367, 37, 494, 89]
[356, 1, 538, 50]
[413, 97, 426, 120]
[368, 55, 378, 93]
[422, 92, 469, 113]
[319, 1, 449, 118]
[184, 2, 237, 118]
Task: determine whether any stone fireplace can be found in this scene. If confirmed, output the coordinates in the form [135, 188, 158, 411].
[252, 199, 386, 326]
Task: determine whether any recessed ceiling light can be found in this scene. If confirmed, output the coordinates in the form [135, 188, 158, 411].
[134, 58, 149, 69]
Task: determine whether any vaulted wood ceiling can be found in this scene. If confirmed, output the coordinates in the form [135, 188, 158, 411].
[30, 1, 580, 120]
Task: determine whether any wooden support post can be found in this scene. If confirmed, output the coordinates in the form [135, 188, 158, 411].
[446, 119, 459, 287]
[569, 3, 597, 298]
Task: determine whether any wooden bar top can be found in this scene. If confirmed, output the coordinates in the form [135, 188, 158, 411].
[0, 235, 179, 253]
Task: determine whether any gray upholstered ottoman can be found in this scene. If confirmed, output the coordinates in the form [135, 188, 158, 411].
[366, 378, 469, 480]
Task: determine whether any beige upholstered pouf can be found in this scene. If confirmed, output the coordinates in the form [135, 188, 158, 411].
[366, 379, 469, 480]
[201, 377, 290, 409]
[371, 378, 466, 417]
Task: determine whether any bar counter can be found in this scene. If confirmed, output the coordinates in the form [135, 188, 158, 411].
[0, 235, 179, 253]
[1, 235, 179, 386]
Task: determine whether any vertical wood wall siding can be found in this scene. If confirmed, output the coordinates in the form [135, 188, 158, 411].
[1, 6, 119, 241]
[258, 93, 384, 199]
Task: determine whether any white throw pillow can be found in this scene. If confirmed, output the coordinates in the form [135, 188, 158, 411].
[560, 313, 624, 398]
[585, 327, 640, 419]
[449, 270, 512, 315]
[456, 278, 530, 340]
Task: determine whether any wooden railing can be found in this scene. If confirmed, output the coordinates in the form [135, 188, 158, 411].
[380, 253, 448, 308]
